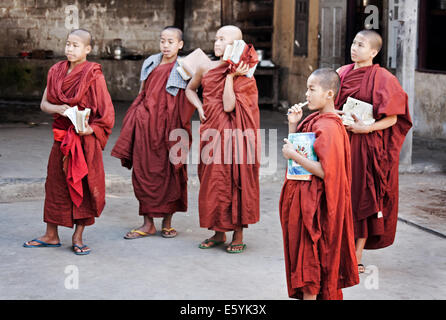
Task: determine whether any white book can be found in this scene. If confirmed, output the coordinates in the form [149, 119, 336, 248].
[223, 40, 258, 78]
[341, 97, 375, 126]
[63, 106, 91, 133]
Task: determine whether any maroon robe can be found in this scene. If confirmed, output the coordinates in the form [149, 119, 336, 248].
[44, 60, 115, 228]
[279, 112, 359, 300]
[111, 62, 195, 217]
[335, 64, 412, 249]
[198, 63, 260, 232]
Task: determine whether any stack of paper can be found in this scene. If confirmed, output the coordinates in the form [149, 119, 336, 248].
[223, 40, 258, 78]
[63, 106, 91, 133]
[176, 48, 212, 80]
[341, 97, 375, 126]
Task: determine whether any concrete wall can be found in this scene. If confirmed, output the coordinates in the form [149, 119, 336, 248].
[0, 0, 176, 58]
[0, 0, 221, 57]
[0, 0, 222, 101]
[272, 0, 319, 104]
[0, 57, 142, 101]
[414, 72, 446, 138]
[183, 0, 220, 52]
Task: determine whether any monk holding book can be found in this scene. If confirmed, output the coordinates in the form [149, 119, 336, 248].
[280, 68, 359, 300]
[111, 27, 195, 239]
[335, 30, 412, 273]
[185, 25, 260, 253]
[23, 29, 115, 255]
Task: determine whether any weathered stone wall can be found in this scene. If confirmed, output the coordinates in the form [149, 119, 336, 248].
[0, 57, 142, 101]
[414, 72, 446, 138]
[0, 0, 176, 58]
[0, 0, 222, 101]
[183, 0, 220, 52]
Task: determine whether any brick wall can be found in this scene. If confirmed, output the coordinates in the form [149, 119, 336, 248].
[0, 0, 222, 100]
[0, 0, 222, 58]
[183, 0, 220, 53]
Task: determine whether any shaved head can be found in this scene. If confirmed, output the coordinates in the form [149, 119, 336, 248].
[162, 26, 183, 41]
[357, 29, 382, 52]
[310, 68, 341, 99]
[217, 25, 243, 41]
[68, 28, 92, 47]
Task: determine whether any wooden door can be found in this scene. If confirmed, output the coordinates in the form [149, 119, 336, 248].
[319, 0, 347, 69]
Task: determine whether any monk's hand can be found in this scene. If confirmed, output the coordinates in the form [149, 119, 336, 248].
[56, 104, 71, 117]
[282, 138, 298, 160]
[287, 103, 304, 124]
[78, 120, 94, 136]
[197, 106, 206, 122]
[345, 114, 371, 134]
[231, 61, 250, 77]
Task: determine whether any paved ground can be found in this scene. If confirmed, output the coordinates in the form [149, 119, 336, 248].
[0, 100, 445, 300]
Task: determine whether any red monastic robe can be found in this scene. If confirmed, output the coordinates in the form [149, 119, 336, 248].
[44, 60, 115, 228]
[198, 63, 260, 232]
[335, 64, 412, 249]
[279, 112, 359, 300]
[111, 62, 195, 217]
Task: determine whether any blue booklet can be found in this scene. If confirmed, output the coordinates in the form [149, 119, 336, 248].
[287, 132, 317, 181]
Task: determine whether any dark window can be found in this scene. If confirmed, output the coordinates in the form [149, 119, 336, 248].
[418, 0, 446, 72]
[294, 0, 309, 56]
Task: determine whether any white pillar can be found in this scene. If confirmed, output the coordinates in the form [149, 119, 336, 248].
[395, 0, 418, 166]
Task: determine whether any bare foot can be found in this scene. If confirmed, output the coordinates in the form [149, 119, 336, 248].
[199, 232, 226, 248]
[24, 235, 60, 246]
[124, 218, 156, 239]
[227, 230, 245, 252]
[161, 215, 177, 237]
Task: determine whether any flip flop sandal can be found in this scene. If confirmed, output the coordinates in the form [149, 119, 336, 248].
[198, 238, 225, 249]
[124, 229, 152, 240]
[23, 239, 61, 248]
[161, 227, 177, 238]
[226, 243, 247, 254]
[72, 244, 91, 255]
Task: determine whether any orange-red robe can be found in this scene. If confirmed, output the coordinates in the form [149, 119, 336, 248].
[335, 64, 412, 249]
[198, 63, 260, 232]
[111, 62, 195, 217]
[279, 112, 359, 300]
[44, 60, 115, 228]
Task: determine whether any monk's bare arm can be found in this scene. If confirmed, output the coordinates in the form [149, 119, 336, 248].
[40, 87, 69, 116]
[291, 152, 325, 179]
[347, 114, 397, 134]
[282, 138, 324, 179]
[185, 66, 206, 121]
[223, 62, 250, 113]
[369, 115, 397, 132]
[223, 74, 237, 113]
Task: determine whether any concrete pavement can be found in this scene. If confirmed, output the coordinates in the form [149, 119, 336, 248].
[0, 182, 445, 300]
[0, 100, 445, 300]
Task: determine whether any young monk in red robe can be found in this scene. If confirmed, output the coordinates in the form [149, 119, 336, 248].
[111, 27, 195, 239]
[185, 25, 260, 253]
[280, 68, 359, 300]
[335, 30, 412, 273]
[23, 29, 115, 255]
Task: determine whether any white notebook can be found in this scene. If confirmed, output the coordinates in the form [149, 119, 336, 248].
[223, 40, 258, 78]
[63, 106, 91, 133]
[341, 97, 375, 126]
